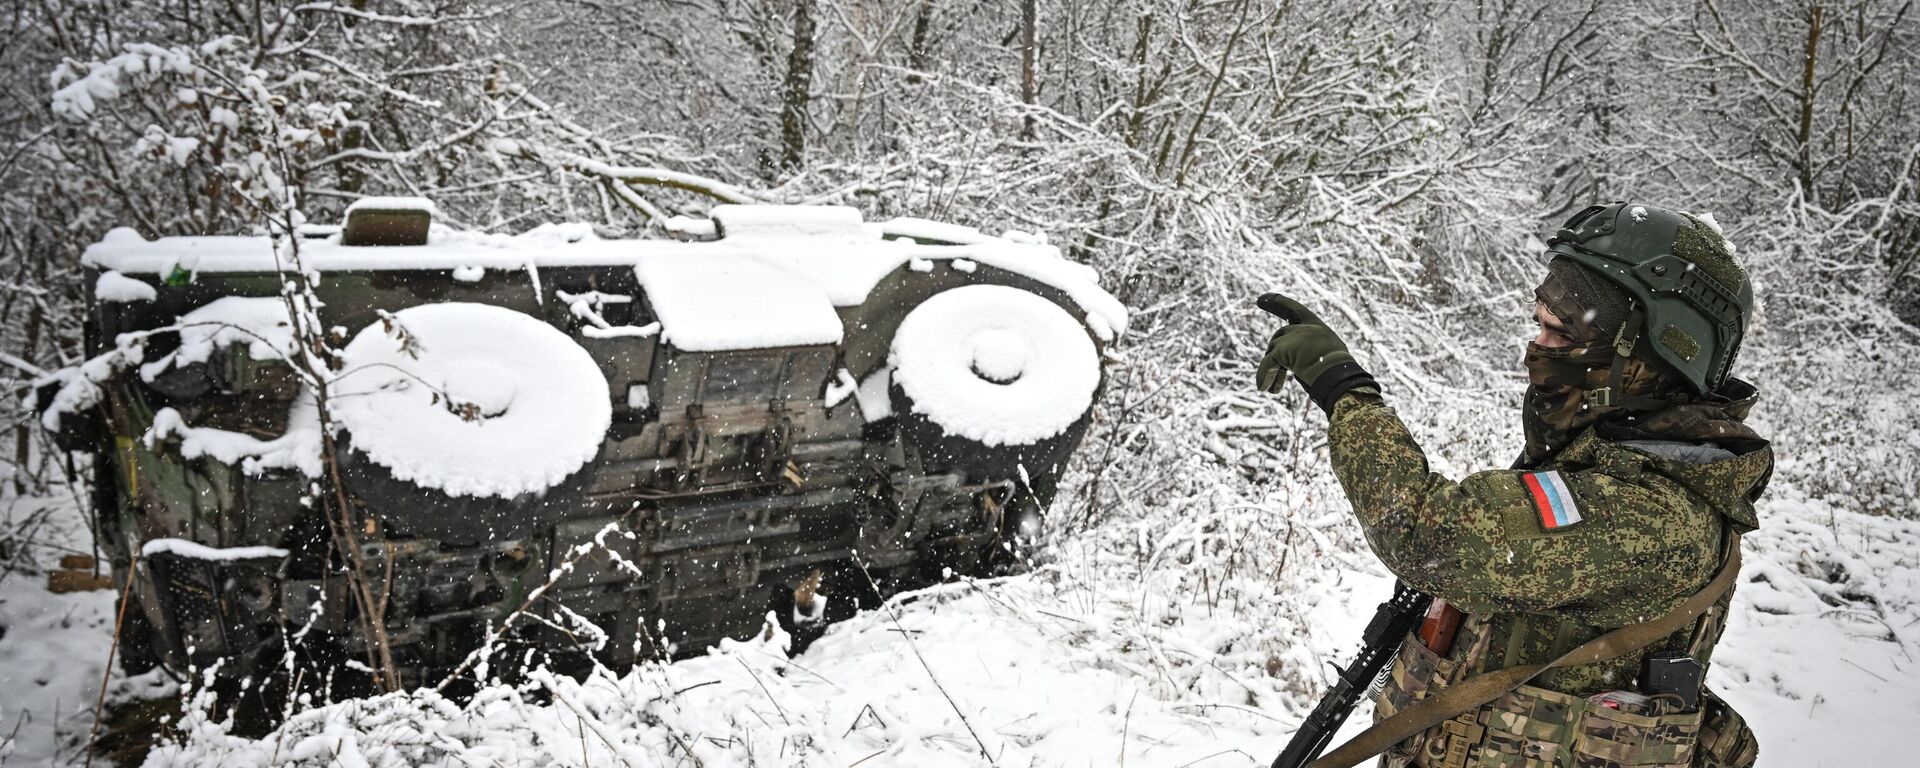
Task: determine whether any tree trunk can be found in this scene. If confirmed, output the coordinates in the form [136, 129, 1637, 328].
[908, 0, 934, 82]
[1797, 2, 1824, 204]
[14, 305, 40, 494]
[1174, 0, 1255, 188]
[1021, 0, 1037, 140]
[781, 0, 817, 172]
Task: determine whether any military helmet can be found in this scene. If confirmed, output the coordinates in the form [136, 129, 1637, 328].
[1544, 202, 1751, 395]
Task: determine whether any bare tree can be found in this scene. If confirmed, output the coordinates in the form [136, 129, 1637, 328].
[1021, 0, 1037, 140]
[1679, 0, 1917, 206]
[783, 0, 819, 171]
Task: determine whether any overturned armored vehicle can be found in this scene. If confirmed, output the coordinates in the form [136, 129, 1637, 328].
[41, 201, 1126, 689]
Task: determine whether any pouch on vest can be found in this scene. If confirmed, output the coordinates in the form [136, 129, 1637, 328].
[1694, 690, 1758, 768]
[1377, 634, 1457, 765]
[1380, 677, 1708, 766]
[1345, 540, 1745, 768]
[1377, 635, 1738, 768]
[1568, 691, 1703, 766]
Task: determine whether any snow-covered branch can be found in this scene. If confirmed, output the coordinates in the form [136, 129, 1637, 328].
[486, 138, 761, 204]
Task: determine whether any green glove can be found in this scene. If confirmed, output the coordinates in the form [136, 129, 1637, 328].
[1256, 292, 1380, 413]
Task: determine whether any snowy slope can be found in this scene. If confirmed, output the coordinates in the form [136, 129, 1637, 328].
[2, 475, 1914, 766]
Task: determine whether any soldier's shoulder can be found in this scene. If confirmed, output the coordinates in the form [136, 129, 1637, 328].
[1606, 437, 1769, 533]
[1507, 445, 1721, 540]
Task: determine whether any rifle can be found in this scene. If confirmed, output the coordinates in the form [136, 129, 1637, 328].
[1270, 582, 1432, 768]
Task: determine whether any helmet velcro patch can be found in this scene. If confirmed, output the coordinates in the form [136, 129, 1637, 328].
[1660, 325, 1701, 362]
[1673, 217, 1745, 297]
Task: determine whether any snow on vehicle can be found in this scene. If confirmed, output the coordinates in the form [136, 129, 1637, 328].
[38, 200, 1127, 688]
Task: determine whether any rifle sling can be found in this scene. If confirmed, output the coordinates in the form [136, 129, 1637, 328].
[1307, 540, 1742, 768]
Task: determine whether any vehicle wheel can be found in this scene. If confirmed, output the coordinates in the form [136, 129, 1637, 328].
[330, 303, 612, 544]
[888, 285, 1102, 483]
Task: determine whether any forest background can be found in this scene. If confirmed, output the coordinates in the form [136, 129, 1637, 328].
[0, 0, 1915, 765]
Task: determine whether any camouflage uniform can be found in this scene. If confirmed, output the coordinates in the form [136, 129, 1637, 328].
[1327, 390, 1769, 768]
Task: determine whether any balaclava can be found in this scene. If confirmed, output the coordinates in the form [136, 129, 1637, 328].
[1519, 258, 1687, 466]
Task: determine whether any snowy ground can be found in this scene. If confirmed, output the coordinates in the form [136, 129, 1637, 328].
[0, 488, 118, 766]
[2, 469, 1915, 767]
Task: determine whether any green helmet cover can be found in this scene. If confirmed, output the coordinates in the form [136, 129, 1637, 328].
[1544, 202, 1752, 395]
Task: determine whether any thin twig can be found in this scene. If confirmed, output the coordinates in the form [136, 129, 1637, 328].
[1173, 747, 1256, 767]
[851, 557, 997, 766]
[84, 556, 138, 768]
[433, 528, 618, 692]
[734, 657, 790, 725]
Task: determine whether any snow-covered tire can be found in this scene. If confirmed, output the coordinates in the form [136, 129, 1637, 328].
[889, 285, 1101, 482]
[332, 303, 611, 544]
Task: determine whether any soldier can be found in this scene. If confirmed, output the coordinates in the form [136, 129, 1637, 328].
[1257, 202, 1768, 768]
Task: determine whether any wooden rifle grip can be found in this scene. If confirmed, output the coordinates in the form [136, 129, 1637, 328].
[1417, 599, 1464, 655]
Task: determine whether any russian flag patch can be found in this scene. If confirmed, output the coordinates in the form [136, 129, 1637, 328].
[1522, 471, 1584, 531]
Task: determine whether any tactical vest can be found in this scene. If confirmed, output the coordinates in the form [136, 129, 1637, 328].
[1372, 545, 1760, 768]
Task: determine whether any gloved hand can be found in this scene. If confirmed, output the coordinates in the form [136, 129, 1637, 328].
[1256, 292, 1380, 413]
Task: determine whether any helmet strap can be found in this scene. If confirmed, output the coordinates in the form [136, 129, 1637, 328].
[1583, 302, 1691, 412]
